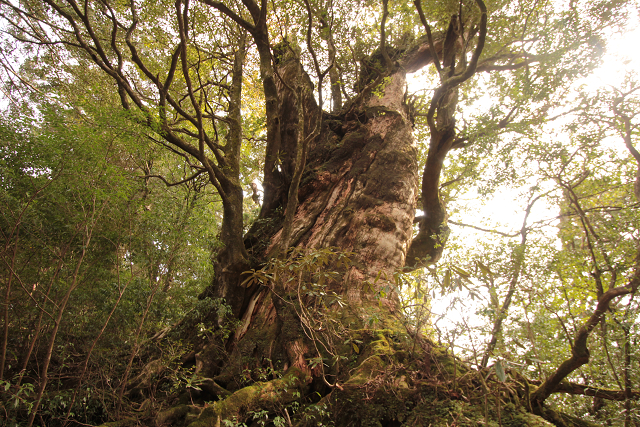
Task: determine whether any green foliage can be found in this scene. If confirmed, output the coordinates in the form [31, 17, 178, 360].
[423, 74, 640, 423]
[0, 95, 218, 424]
[1, 0, 639, 425]
[0, 379, 35, 418]
[372, 76, 393, 99]
[242, 247, 352, 304]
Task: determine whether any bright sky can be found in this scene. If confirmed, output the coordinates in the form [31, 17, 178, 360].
[463, 11, 640, 232]
[420, 11, 640, 360]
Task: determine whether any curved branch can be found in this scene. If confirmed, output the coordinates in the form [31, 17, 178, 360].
[531, 274, 640, 408]
[200, 0, 255, 33]
[613, 92, 640, 164]
[380, 0, 392, 69]
[143, 170, 206, 187]
[413, 0, 442, 75]
[442, 0, 487, 90]
[446, 220, 521, 238]
[613, 89, 640, 201]
[481, 193, 544, 367]
[527, 378, 640, 401]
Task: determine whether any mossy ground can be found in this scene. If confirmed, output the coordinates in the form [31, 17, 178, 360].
[108, 326, 591, 427]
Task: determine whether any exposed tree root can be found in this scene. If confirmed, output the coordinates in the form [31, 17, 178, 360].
[110, 329, 602, 427]
[187, 368, 310, 426]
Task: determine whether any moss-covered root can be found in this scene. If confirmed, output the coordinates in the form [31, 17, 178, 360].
[156, 405, 203, 426]
[536, 406, 601, 427]
[186, 368, 309, 427]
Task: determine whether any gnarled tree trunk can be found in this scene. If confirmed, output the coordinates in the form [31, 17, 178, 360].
[196, 51, 422, 386]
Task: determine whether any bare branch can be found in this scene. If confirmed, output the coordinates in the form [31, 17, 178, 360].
[413, 0, 442, 75]
[201, 0, 255, 32]
[142, 170, 206, 187]
[531, 273, 640, 408]
[446, 220, 521, 238]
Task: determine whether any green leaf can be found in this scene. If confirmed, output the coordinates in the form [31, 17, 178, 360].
[494, 360, 506, 382]
[452, 265, 471, 279]
[443, 269, 451, 289]
[476, 261, 493, 276]
[239, 276, 256, 288]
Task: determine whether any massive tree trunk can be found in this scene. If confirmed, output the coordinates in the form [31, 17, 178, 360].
[130, 4, 564, 426]
[123, 3, 571, 425]
[186, 8, 490, 422]
[175, 48, 451, 426]
[196, 48, 420, 382]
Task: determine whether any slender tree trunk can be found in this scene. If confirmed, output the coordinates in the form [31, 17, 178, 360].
[1, 177, 57, 380]
[623, 323, 632, 427]
[116, 271, 162, 413]
[192, 29, 252, 321]
[27, 226, 94, 427]
[0, 230, 17, 381]
[15, 258, 62, 388]
[255, 30, 284, 219]
[63, 243, 131, 425]
[481, 245, 524, 368]
[481, 195, 539, 367]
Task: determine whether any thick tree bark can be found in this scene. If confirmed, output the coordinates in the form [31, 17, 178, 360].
[274, 71, 418, 302]
[196, 57, 422, 386]
[193, 5, 492, 389]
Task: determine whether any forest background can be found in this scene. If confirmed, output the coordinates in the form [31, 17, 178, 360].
[1, 0, 640, 426]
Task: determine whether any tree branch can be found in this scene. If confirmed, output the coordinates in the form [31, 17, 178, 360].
[142, 170, 206, 187]
[200, 0, 255, 32]
[531, 273, 640, 408]
[413, 0, 442, 75]
[528, 379, 640, 402]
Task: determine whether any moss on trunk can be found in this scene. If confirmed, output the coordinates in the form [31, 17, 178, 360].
[132, 325, 569, 427]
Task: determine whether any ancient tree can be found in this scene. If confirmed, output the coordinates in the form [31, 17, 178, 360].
[1, 0, 637, 425]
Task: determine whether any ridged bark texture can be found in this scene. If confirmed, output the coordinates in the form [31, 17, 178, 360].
[267, 71, 417, 307]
